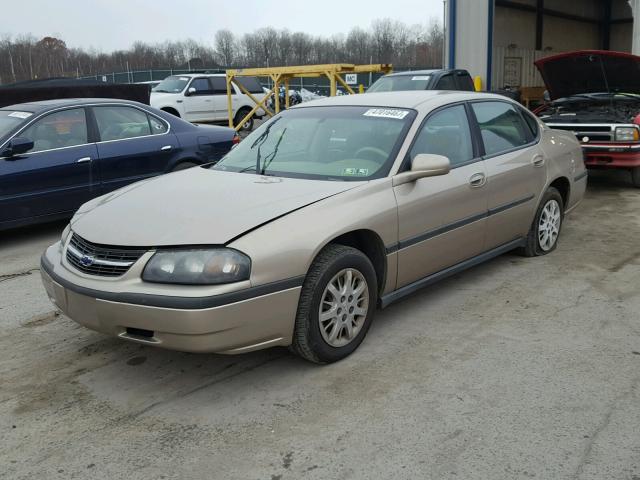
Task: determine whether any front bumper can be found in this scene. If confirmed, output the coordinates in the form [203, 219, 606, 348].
[583, 145, 640, 168]
[40, 245, 302, 354]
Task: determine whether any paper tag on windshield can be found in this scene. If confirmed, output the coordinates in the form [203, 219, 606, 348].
[8, 111, 32, 119]
[411, 76, 430, 81]
[179, 77, 189, 81]
[343, 167, 369, 176]
[363, 108, 409, 120]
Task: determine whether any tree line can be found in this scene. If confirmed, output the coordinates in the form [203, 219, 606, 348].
[0, 18, 443, 84]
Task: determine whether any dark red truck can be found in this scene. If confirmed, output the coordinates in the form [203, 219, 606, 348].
[534, 50, 640, 187]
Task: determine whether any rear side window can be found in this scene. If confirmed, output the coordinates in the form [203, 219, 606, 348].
[94, 106, 152, 141]
[235, 76, 264, 94]
[435, 74, 456, 90]
[149, 115, 168, 134]
[210, 77, 227, 94]
[457, 74, 476, 91]
[20, 108, 88, 153]
[409, 105, 474, 168]
[471, 102, 530, 156]
[520, 108, 540, 139]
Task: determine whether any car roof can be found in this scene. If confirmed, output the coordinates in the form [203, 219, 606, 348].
[383, 69, 467, 77]
[165, 73, 225, 78]
[0, 98, 146, 112]
[295, 90, 508, 111]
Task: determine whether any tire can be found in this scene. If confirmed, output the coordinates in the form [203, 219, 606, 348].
[520, 186, 564, 257]
[291, 244, 378, 364]
[632, 167, 640, 188]
[234, 108, 254, 131]
[171, 161, 198, 172]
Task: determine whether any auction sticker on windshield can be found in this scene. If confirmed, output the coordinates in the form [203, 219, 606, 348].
[8, 111, 33, 119]
[363, 108, 410, 120]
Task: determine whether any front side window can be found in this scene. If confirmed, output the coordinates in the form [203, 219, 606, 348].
[20, 108, 87, 153]
[93, 106, 151, 141]
[409, 105, 474, 168]
[213, 106, 415, 181]
[472, 101, 530, 156]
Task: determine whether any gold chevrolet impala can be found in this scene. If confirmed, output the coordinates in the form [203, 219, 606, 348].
[41, 91, 587, 363]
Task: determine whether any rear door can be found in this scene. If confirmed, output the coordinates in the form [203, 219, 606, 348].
[0, 107, 96, 223]
[182, 77, 215, 122]
[470, 101, 547, 250]
[91, 105, 180, 194]
[394, 103, 488, 288]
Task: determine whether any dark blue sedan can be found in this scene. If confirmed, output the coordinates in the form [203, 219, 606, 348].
[0, 98, 237, 230]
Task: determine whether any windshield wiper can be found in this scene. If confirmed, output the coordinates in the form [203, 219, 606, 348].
[260, 127, 287, 175]
[250, 117, 281, 174]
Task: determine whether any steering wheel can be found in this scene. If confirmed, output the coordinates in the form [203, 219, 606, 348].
[354, 146, 387, 161]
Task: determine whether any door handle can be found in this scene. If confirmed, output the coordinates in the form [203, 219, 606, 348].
[160, 145, 172, 151]
[76, 157, 91, 163]
[469, 172, 486, 188]
[532, 154, 545, 167]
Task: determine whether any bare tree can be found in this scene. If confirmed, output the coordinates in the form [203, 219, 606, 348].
[215, 29, 236, 66]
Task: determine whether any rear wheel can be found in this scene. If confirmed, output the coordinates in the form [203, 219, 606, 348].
[234, 108, 254, 132]
[631, 167, 640, 188]
[291, 244, 377, 364]
[520, 187, 564, 257]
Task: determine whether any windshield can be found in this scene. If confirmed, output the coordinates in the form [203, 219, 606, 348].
[154, 76, 190, 93]
[0, 110, 33, 139]
[213, 106, 415, 181]
[368, 75, 432, 93]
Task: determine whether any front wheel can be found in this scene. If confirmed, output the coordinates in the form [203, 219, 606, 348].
[291, 244, 377, 364]
[520, 186, 564, 257]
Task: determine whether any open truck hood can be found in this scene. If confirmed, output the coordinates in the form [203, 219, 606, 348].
[534, 50, 640, 100]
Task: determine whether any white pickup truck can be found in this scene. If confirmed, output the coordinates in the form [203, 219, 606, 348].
[150, 73, 266, 131]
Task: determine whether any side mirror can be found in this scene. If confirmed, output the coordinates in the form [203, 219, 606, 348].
[2, 137, 34, 158]
[393, 153, 450, 186]
[186, 87, 197, 96]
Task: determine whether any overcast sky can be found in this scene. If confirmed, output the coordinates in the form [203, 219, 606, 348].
[4, 0, 444, 51]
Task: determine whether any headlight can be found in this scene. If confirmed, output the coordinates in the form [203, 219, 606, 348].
[142, 248, 251, 285]
[615, 127, 639, 142]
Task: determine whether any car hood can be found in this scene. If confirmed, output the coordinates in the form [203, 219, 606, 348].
[71, 168, 362, 247]
[150, 91, 180, 105]
[534, 50, 640, 100]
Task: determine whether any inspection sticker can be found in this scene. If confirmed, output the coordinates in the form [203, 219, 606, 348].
[343, 167, 369, 176]
[363, 108, 409, 120]
[411, 76, 431, 81]
[8, 111, 33, 119]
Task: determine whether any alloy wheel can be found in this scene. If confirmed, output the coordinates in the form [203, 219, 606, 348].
[318, 268, 369, 348]
[538, 199, 561, 251]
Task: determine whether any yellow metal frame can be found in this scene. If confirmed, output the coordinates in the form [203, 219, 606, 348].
[226, 63, 393, 131]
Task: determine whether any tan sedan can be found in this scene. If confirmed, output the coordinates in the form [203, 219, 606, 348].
[41, 91, 587, 363]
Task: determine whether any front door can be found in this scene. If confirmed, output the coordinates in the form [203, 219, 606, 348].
[182, 77, 215, 122]
[394, 103, 489, 288]
[0, 107, 96, 224]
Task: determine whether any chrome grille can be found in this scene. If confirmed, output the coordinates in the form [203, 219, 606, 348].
[546, 124, 614, 142]
[65, 234, 147, 277]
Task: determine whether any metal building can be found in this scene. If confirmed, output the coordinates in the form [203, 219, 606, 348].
[444, 0, 638, 90]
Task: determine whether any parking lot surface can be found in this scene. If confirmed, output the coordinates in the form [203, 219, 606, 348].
[1, 171, 639, 480]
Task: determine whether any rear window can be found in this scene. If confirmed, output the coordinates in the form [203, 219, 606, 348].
[367, 75, 432, 93]
[235, 76, 264, 94]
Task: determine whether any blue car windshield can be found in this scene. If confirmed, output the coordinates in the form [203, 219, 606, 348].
[0, 110, 33, 138]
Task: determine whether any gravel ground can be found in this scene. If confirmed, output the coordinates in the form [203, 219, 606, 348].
[1, 170, 639, 480]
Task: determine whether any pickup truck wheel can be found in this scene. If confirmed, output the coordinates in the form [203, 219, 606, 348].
[234, 108, 254, 131]
[519, 187, 564, 257]
[631, 167, 640, 188]
[291, 244, 377, 364]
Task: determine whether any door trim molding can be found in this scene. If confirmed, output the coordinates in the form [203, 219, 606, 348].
[380, 237, 525, 308]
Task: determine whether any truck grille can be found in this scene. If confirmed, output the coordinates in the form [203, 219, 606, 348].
[546, 124, 613, 142]
[65, 234, 147, 277]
